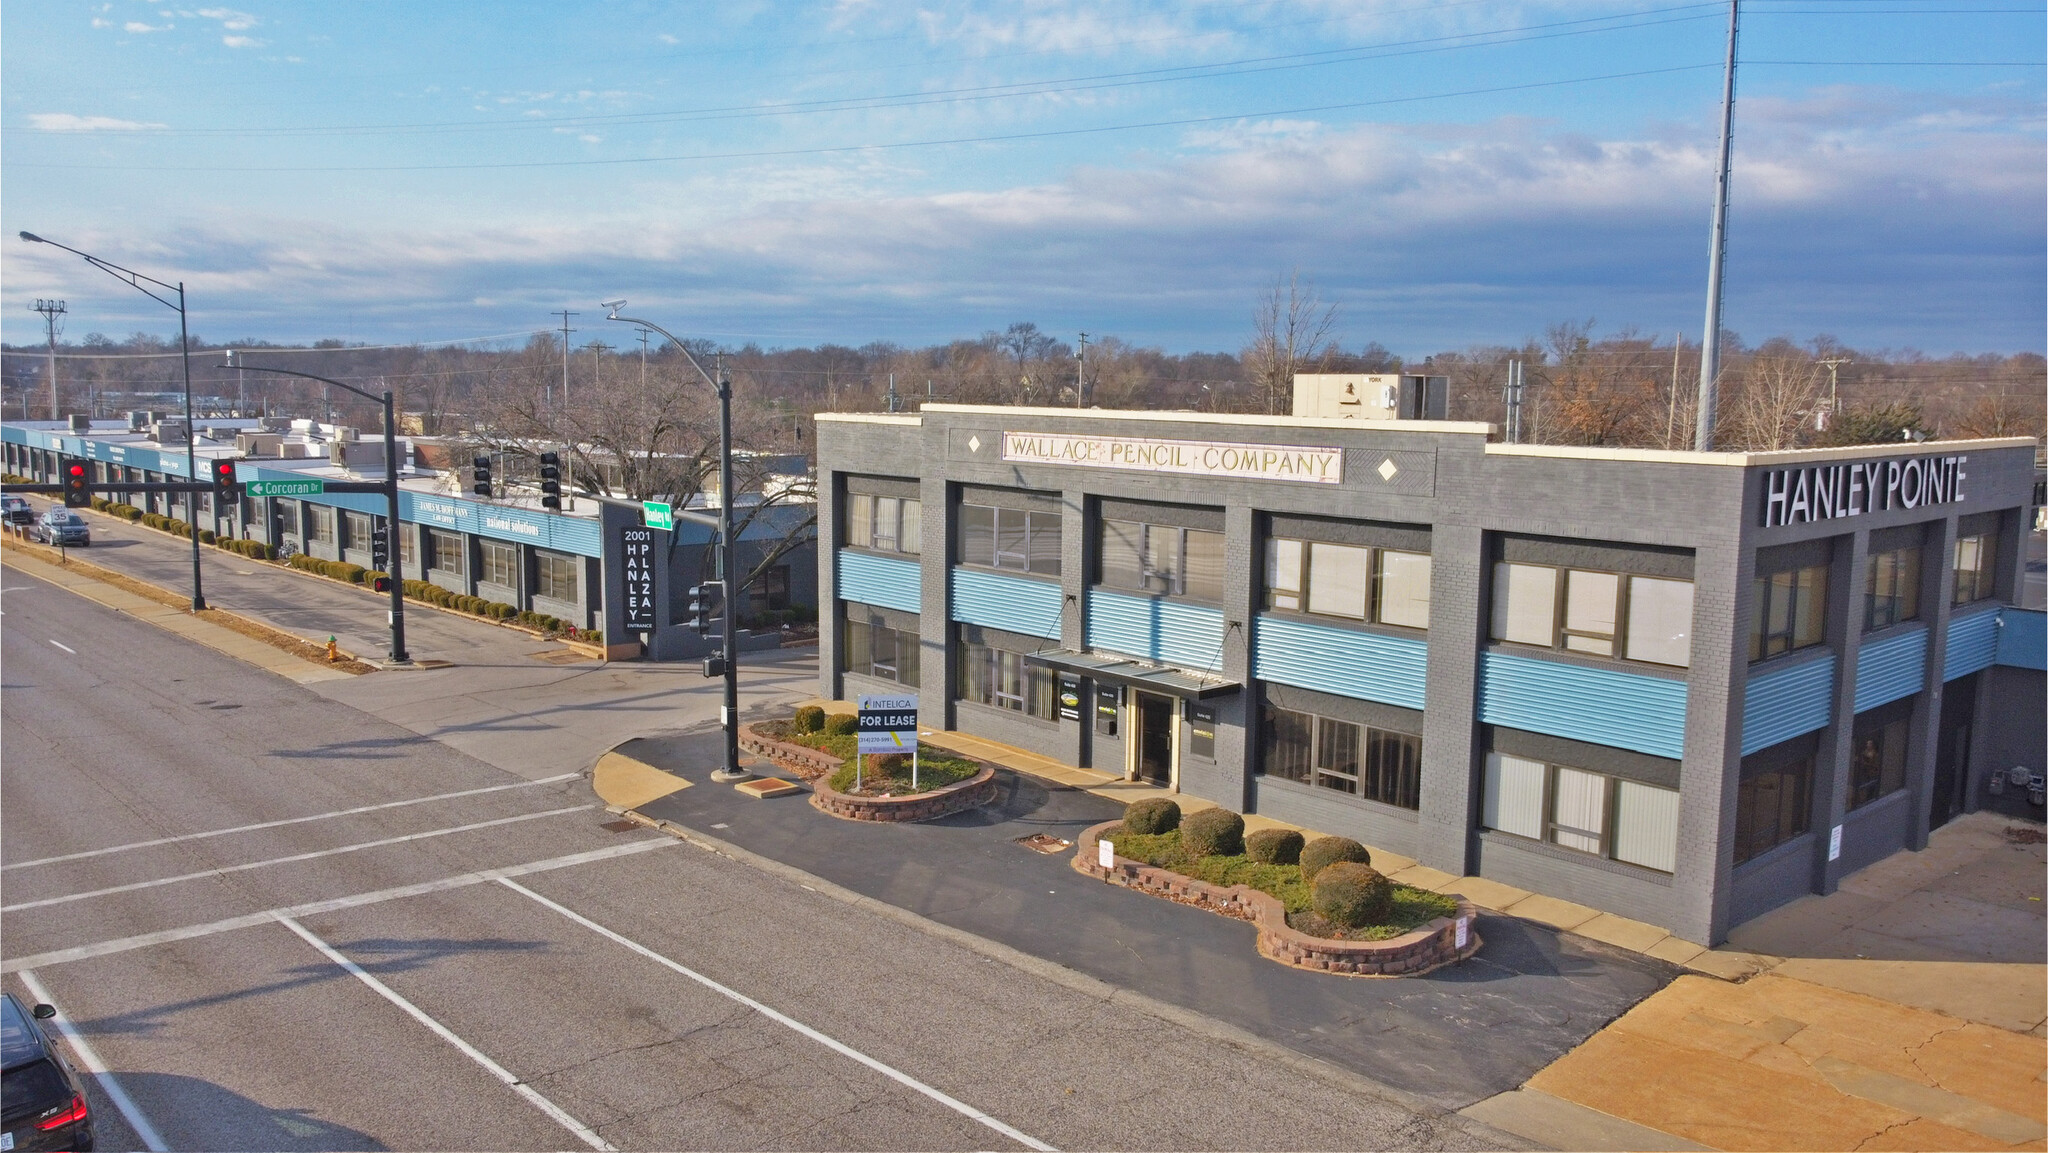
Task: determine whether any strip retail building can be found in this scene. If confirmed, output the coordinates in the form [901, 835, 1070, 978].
[816, 405, 2044, 945]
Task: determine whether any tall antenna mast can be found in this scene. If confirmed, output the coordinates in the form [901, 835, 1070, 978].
[30, 299, 65, 419]
[1694, 0, 1740, 451]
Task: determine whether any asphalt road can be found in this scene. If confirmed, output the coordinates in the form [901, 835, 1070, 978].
[1, 566, 1518, 1151]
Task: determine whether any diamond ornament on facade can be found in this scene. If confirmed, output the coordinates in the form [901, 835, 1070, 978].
[968, 435, 981, 453]
[1377, 458, 1400, 482]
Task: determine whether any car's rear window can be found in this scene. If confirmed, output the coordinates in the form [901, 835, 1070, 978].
[0, 998, 41, 1068]
[0, 1056, 66, 1117]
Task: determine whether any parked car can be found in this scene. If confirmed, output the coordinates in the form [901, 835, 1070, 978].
[0, 992, 94, 1152]
[29, 511, 88, 547]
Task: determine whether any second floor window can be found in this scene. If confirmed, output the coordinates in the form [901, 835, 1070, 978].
[1952, 533, 1997, 604]
[1267, 538, 1431, 629]
[1751, 563, 1828, 661]
[1865, 546, 1921, 630]
[1099, 519, 1224, 600]
[847, 493, 921, 555]
[1493, 562, 1695, 667]
[844, 618, 919, 685]
[960, 504, 1061, 575]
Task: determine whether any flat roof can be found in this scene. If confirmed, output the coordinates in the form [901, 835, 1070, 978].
[819, 404, 1497, 437]
[1486, 437, 2039, 467]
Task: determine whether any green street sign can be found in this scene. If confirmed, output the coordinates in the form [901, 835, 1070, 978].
[642, 500, 674, 530]
[245, 479, 325, 497]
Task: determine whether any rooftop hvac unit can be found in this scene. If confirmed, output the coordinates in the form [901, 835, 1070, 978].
[68, 414, 92, 432]
[152, 421, 188, 444]
[282, 442, 311, 459]
[127, 411, 151, 430]
[236, 432, 284, 457]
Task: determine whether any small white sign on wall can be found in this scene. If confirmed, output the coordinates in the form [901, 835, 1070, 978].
[1455, 916, 1471, 949]
[1828, 825, 1843, 861]
[1098, 838, 1115, 869]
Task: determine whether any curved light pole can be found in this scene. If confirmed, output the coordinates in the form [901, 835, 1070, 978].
[603, 301, 746, 783]
[20, 231, 206, 610]
[224, 362, 410, 665]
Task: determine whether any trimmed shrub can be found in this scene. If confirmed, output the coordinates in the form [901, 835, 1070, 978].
[120, 505, 143, 521]
[1299, 835, 1372, 883]
[1121, 797, 1181, 836]
[1245, 828, 1305, 866]
[199, 529, 216, 544]
[1311, 861, 1393, 930]
[1181, 807, 1245, 858]
[793, 705, 826, 734]
[488, 602, 515, 619]
[586, 629, 602, 645]
[822, 712, 858, 737]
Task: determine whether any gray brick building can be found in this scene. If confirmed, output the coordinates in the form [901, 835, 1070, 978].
[817, 405, 2044, 944]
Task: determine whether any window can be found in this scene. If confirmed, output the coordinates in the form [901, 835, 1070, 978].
[1258, 705, 1421, 809]
[276, 500, 300, 538]
[536, 551, 578, 602]
[957, 642, 1055, 719]
[1100, 520, 1225, 600]
[481, 540, 517, 589]
[959, 504, 1062, 575]
[1952, 534, 1997, 604]
[400, 526, 416, 572]
[846, 492, 921, 555]
[1849, 714, 1909, 810]
[1482, 752, 1680, 873]
[1266, 538, 1433, 629]
[1493, 563, 1692, 666]
[309, 505, 335, 545]
[1735, 748, 1813, 864]
[1865, 546, 1921, 630]
[1751, 564, 1829, 661]
[428, 528, 464, 576]
[345, 511, 374, 550]
[844, 619, 920, 685]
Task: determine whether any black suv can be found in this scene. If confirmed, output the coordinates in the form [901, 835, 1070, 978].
[1, 992, 94, 1152]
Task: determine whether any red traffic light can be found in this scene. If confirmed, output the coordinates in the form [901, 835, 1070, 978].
[63, 460, 90, 507]
[212, 460, 238, 482]
[66, 463, 86, 479]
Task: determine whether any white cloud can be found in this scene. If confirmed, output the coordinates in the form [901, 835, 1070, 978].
[91, 17, 112, 28]
[222, 34, 262, 48]
[195, 6, 256, 30]
[27, 113, 168, 131]
[123, 21, 170, 32]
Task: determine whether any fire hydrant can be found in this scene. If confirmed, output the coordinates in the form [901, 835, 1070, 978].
[326, 636, 339, 662]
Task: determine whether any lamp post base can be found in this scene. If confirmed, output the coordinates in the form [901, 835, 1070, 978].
[709, 767, 753, 783]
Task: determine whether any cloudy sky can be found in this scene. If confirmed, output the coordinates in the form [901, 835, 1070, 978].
[3, 0, 2041, 356]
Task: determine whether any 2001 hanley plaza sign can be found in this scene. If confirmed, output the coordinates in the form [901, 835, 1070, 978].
[1762, 453, 1967, 528]
[1001, 431, 1343, 484]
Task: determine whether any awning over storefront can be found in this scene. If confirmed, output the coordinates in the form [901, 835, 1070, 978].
[1023, 648, 1240, 700]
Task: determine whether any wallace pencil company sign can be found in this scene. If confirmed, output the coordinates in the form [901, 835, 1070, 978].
[1762, 453, 1967, 527]
[1001, 431, 1343, 484]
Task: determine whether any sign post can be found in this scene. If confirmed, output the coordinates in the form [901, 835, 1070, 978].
[856, 694, 918, 792]
[641, 500, 674, 531]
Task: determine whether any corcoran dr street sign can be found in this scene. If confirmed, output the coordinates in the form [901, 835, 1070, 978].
[244, 479, 325, 497]
[642, 500, 674, 531]
[856, 695, 918, 755]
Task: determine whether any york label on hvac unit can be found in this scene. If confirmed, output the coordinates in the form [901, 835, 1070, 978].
[1761, 454, 1966, 527]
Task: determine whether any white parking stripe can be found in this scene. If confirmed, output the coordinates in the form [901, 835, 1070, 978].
[276, 917, 614, 1151]
[500, 878, 1059, 1153]
[3, 837, 675, 973]
[5, 773, 582, 872]
[17, 969, 171, 1153]
[48, 639, 76, 654]
[3, 805, 596, 913]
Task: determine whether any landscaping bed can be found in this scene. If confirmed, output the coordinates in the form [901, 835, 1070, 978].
[1074, 801, 1479, 976]
[745, 708, 999, 821]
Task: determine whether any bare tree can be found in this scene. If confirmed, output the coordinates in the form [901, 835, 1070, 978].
[1726, 345, 1825, 451]
[1243, 270, 1340, 415]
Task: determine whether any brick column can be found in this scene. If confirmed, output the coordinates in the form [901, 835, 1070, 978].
[1416, 522, 1484, 876]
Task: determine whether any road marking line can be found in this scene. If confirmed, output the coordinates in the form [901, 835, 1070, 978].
[3, 805, 597, 913]
[5, 773, 582, 872]
[500, 878, 1059, 1153]
[17, 969, 171, 1153]
[2, 837, 674, 973]
[48, 639, 76, 654]
[276, 916, 614, 1151]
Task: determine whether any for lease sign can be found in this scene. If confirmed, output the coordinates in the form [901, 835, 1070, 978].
[1001, 431, 1343, 484]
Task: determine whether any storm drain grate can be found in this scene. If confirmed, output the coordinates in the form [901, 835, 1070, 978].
[1015, 834, 1071, 855]
[600, 819, 640, 833]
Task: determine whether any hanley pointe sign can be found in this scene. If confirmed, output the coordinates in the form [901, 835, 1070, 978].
[1762, 453, 1967, 528]
[1001, 431, 1343, 484]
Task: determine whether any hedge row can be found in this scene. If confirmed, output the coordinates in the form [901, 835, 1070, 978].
[393, 578, 599, 643]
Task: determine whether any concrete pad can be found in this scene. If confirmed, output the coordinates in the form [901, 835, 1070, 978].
[1683, 950, 1776, 981]
[1459, 1088, 1713, 1152]
[1504, 893, 1603, 932]
[1644, 935, 1709, 966]
[735, 777, 802, 799]
[1856, 891, 2048, 962]
[1384, 864, 1461, 891]
[1436, 875, 1533, 911]
[1771, 958, 2048, 1035]
[1812, 1055, 2045, 1143]
[591, 751, 692, 810]
[1572, 913, 1675, 954]
[1725, 891, 1889, 956]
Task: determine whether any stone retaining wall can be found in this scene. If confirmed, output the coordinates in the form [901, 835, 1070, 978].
[737, 722, 842, 779]
[810, 764, 999, 823]
[1071, 820, 1481, 976]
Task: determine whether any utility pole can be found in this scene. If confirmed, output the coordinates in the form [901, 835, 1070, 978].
[1819, 356, 1851, 415]
[589, 339, 611, 393]
[554, 309, 577, 408]
[1075, 332, 1090, 408]
[1503, 359, 1524, 444]
[885, 373, 898, 413]
[1694, 0, 1741, 451]
[31, 299, 65, 419]
[1668, 334, 1683, 448]
[636, 327, 650, 394]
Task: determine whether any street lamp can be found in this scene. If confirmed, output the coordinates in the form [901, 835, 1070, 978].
[602, 300, 748, 783]
[19, 231, 207, 610]
[220, 360, 411, 665]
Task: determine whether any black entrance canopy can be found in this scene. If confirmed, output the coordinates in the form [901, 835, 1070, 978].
[1023, 648, 1240, 700]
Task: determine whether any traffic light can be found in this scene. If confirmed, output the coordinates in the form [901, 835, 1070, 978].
[685, 581, 718, 635]
[211, 458, 240, 505]
[471, 455, 491, 497]
[371, 575, 393, 593]
[370, 527, 389, 574]
[62, 460, 89, 508]
[538, 451, 562, 510]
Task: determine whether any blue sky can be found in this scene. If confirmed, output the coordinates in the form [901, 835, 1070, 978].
[3, 1, 2042, 356]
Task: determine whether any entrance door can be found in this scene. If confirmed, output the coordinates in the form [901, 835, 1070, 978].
[1931, 675, 1978, 828]
[1134, 691, 1175, 787]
